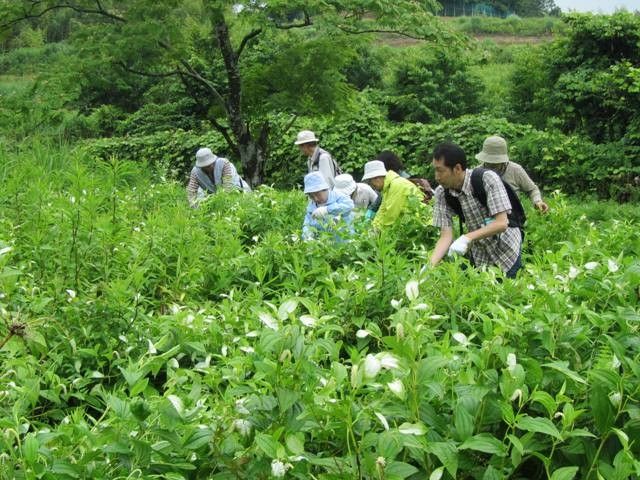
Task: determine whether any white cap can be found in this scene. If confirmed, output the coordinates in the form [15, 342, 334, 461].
[361, 160, 387, 181]
[333, 174, 357, 196]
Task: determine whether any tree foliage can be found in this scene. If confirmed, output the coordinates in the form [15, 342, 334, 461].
[0, 0, 448, 184]
[510, 12, 640, 144]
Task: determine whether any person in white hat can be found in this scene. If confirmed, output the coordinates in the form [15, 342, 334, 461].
[361, 160, 424, 230]
[186, 147, 251, 206]
[477, 135, 549, 213]
[302, 172, 354, 241]
[333, 174, 378, 209]
[295, 130, 341, 188]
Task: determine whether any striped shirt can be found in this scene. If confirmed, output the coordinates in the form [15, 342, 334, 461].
[433, 168, 522, 272]
[186, 159, 234, 203]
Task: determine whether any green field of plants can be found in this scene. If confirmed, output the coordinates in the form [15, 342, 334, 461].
[1, 2, 640, 479]
[0, 147, 638, 479]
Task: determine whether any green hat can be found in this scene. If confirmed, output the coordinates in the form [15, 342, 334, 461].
[476, 135, 509, 164]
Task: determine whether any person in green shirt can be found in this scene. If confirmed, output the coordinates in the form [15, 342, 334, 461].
[361, 160, 424, 230]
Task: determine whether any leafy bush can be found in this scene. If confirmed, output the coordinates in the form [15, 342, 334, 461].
[80, 111, 640, 202]
[0, 145, 639, 479]
[510, 13, 640, 145]
[384, 45, 483, 123]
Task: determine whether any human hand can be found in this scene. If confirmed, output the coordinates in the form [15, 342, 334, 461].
[535, 201, 549, 214]
[447, 235, 470, 257]
[311, 206, 328, 219]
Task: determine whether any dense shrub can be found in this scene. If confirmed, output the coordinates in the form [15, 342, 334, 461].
[384, 45, 483, 124]
[80, 112, 640, 202]
[510, 13, 640, 145]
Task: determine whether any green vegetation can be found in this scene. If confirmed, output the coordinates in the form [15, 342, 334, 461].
[447, 15, 565, 36]
[1, 3, 640, 479]
[0, 147, 639, 478]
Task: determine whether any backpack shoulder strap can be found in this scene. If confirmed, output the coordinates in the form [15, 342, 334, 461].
[470, 168, 488, 207]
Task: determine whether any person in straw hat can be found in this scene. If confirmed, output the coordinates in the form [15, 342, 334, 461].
[186, 147, 251, 206]
[333, 174, 378, 209]
[302, 172, 354, 241]
[476, 135, 549, 213]
[361, 160, 424, 230]
[295, 130, 341, 188]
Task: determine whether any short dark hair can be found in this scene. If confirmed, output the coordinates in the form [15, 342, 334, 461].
[376, 150, 404, 173]
[432, 142, 467, 170]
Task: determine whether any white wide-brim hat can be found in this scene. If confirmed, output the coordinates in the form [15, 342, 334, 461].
[476, 135, 509, 164]
[333, 174, 357, 196]
[196, 147, 217, 167]
[361, 160, 387, 181]
[295, 130, 319, 145]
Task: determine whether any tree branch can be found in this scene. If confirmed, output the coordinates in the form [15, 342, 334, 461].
[118, 61, 181, 78]
[274, 11, 312, 30]
[336, 25, 427, 41]
[0, 1, 126, 30]
[236, 28, 262, 59]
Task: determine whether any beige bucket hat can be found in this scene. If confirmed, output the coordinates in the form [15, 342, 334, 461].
[476, 135, 509, 164]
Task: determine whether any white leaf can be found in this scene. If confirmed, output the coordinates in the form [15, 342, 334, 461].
[584, 261, 599, 270]
[568, 266, 579, 279]
[0, 246, 13, 256]
[356, 329, 370, 338]
[299, 315, 317, 327]
[405, 280, 419, 301]
[506, 353, 517, 368]
[375, 411, 389, 431]
[167, 395, 184, 415]
[278, 299, 298, 320]
[363, 354, 381, 378]
[147, 339, 157, 354]
[398, 422, 427, 435]
[607, 259, 619, 273]
[377, 353, 400, 370]
[258, 312, 279, 331]
[430, 467, 445, 480]
[387, 379, 405, 399]
[452, 332, 469, 346]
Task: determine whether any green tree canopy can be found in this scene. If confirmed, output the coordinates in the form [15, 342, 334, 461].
[1, 0, 451, 184]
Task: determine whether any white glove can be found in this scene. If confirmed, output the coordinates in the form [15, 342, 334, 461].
[311, 206, 329, 219]
[448, 235, 471, 257]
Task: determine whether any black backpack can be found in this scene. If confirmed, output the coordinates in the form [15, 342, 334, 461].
[444, 168, 526, 236]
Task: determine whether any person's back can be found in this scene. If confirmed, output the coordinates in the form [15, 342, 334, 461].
[476, 136, 548, 213]
[373, 171, 424, 229]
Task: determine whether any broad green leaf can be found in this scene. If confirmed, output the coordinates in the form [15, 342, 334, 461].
[454, 402, 475, 441]
[385, 461, 419, 479]
[459, 434, 507, 457]
[590, 384, 614, 434]
[515, 415, 562, 439]
[23, 433, 39, 464]
[549, 466, 579, 480]
[51, 460, 80, 478]
[118, 366, 144, 387]
[543, 361, 586, 384]
[530, 391, 557, 417]
[183, 428, 212, 451]
[255, 433, 280, 459]
[277, 388, 299, 413]
[427, 441, 458, 477]
[483, 465, 502, 480]
[285, 433, 305, 455]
